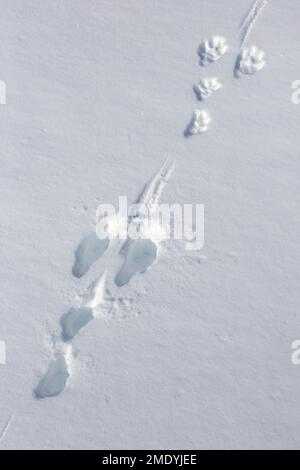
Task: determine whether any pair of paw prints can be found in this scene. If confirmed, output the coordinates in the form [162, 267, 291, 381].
[186, 35, 266, 136]
[199, 35, 266, 75]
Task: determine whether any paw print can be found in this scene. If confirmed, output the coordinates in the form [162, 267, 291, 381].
[198, 36, 229, 66]
[185, 2, 267, 138]
[193, 77, 222, 101]
[236, 45, 266, 76]
[186, 35, 228, 137]
[187, 110, 211, 135]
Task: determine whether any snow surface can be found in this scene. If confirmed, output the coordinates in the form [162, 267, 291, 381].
[0, 0, 300, 450]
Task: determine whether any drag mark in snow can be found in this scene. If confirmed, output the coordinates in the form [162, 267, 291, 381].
[0, 412, 15, 444]
[239, 0, 268, 48]
[135, 158, 175, 216]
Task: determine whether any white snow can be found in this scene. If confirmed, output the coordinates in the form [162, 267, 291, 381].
[0, 0, 300, 450]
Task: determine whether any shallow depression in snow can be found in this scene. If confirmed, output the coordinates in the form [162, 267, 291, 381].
[72, 232, 109, 278]
[115, 238, 157, 287]
[34, 353, 70, 399]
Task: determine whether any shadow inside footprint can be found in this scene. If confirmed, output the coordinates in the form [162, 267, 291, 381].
[34, 354, 69, 399]
[72, 232, 109, 278]
[115, 238, 157, 287]
[234, 54, 242, 78]
[61, 307, 94, 341]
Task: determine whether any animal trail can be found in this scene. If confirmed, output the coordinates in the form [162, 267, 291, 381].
[35, 273, 107, 399]
[239, 0, 268, 48]
[36, 159, 175, 398]
[72, 232, 109, 278]
[198, 36, 228, 66]
[186, 36, 225, 134]
[34, 346, 72, 399]
[61, 271, 107, 340]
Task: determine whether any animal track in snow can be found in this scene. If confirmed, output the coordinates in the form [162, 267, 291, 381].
[239, 0, 268, 48]
[115, 238, 157, 287]
[72, 232, 109, 278]
[61, 272, 107, 340]
[35, 273, 107, 398]
[34, 345, 72, 399]
[102, 289, 137, 319]
[134, 158, 175, 216]
[0, 412, 15, 444]
[81, 271, 107, 310]
[185, 109, 211, 136]
[61, 307, 94, 341]
[115, 159, 174, 286]
[235, 46, 266, 76]
[193, 77, 222, 101]
[198, 36, 228, 66]
[37, 160, 174, 398]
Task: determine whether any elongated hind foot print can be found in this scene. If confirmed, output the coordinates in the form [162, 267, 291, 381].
[72, 232, 109, 278]
[61, 272, 107, 340]
[61, 307, 94, 341]
[115, 239, 157, 287]
[34, 347, 72, 399]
